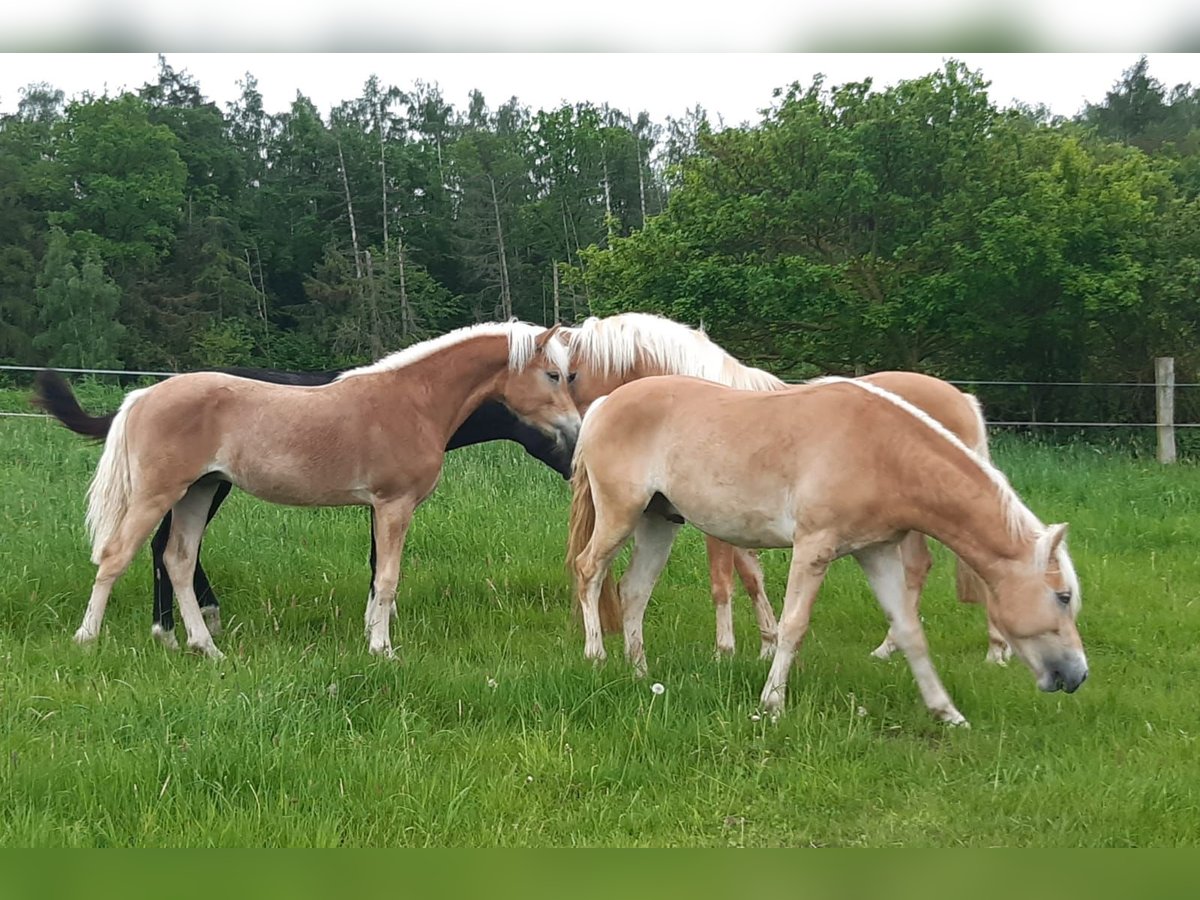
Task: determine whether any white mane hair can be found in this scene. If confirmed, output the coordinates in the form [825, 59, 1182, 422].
[809, 376, 1043, 542]
[566, 312, 786, 391]
[336, 321, 567, 380]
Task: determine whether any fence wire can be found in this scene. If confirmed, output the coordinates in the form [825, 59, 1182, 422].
[1, 365, 1196, 430]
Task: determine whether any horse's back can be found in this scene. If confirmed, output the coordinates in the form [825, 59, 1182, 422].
[859, 371, 984, 451]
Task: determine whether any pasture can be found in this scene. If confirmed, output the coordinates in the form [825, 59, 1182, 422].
[1, 389, 1198, 847]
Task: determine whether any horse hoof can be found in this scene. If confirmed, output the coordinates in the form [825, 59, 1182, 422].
[189, 640, 224, 660]
[936, 708, 969, 727]
[715, 643, 736, 659]
[73, 628, 97, 646]
[151, 624, 179, 651]
[757, 642, 776, 661]
[201, 606, 222, 637]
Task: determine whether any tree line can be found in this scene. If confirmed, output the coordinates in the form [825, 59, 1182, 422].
[2, 56, 1199, 422]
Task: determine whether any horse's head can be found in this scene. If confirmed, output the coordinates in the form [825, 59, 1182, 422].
[990, 523, 1088, 694]
[498, 324, 581, 460]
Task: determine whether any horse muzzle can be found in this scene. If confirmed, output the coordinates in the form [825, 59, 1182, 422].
[554, 415, 581, 459]
[1038, 657, 1089, 694]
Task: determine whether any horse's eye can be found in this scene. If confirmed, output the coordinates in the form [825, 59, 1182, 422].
[568, 371, 577, 384]
[547, 371, 560, 383]
[1055, 590, 1072, 606]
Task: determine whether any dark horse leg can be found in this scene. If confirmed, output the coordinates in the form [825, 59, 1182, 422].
[151, 480, 233, 643]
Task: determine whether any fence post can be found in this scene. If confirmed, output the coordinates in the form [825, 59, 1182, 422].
[1156, 356, 1176, 464]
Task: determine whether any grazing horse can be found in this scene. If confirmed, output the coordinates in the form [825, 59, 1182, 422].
[42, 321, 579, 658]
[561, 312, 1006, 662]
[34, 366, 572, 645]
[566, 375, 1086, 725]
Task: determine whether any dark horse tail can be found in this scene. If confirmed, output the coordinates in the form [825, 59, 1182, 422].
[31, 370, 113, 441]
[31, 367, 343, 442]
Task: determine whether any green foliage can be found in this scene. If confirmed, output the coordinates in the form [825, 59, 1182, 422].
[193, 319, 255, 368]
[578, 61, 1200, 405]
[31, 228, 124, 368]
[49, 93, 187, 274]
[2, 54, 1200, 419]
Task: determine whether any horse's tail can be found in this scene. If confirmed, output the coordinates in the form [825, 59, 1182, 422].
[31, 370, 114, 441]
[565, 454, 622, 634]
[85, 387, 151, 565]
[955, 390, 993, 605]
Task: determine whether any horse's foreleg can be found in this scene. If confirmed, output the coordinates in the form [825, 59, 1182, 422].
[855, 539, 967, 727]
[870, 531, 932, 660]
[163, 481, 225, 659]
[705, 537, 737, 657]
[759, 534, 834, 715]
[364, 508, 379, 636]
[620, 515, 681, 676]
[732, 548, 778, 659]
[985, 613, 1013, 665]
[365, 500, 415, 658]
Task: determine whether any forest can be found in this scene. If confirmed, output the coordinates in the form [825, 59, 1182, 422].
[2, 56, 1199, 414]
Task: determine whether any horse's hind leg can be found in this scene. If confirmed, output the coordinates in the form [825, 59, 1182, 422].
[576, 499, 643, 664]
[732, 548, 778, 659]
[75, 495, 181, 646]
[150, 480, 233, 647]
[620, 515, 681, 676]
[196, 480, 233, 635]
[705, 537, 737, 657]
[854, 540, 967, 726]
[870, 530, 932, 660]
[150, 511, 180, 649]
[162, 481, 225, 659]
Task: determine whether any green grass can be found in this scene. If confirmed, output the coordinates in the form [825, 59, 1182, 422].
[2, 395, 1199, 846]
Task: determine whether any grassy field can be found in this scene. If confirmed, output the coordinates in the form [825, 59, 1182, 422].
[1, 389, 1199, 847]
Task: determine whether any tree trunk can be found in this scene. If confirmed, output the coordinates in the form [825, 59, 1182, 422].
[337, 138, 364, 280]
[552, 260, 560, 323]
[488, 174, 513, 320]
[397, 233, 415, 340]
[363, 249, 383, 358]
[378, 101, 389, 262]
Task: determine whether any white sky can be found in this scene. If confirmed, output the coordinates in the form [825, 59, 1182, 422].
[0, 53, 1196, 126]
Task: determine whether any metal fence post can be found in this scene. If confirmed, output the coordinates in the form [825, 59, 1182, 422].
[1156, 356, 1177, 464]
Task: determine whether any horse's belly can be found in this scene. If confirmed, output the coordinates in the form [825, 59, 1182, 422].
[217, 467, 368, 508]
[669, 495, 795, 549]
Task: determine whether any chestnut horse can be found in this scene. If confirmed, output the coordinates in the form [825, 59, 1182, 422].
[566, 375, 1086, 725]
[45, 321, 579, 659]
[562, 313, 1006, 662]
[34, 366, 573, 644]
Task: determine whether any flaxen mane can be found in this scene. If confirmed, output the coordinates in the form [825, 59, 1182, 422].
[567, 313, 786, 391]
[338, 321, 567, 380]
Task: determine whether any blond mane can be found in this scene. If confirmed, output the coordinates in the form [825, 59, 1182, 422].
[567, 313, 786, 391]
[809, 376, 1042, 542]
[337, 321, 567, 380]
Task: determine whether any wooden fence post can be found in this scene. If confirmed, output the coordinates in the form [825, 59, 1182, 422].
[1156, 356, 1176, 464]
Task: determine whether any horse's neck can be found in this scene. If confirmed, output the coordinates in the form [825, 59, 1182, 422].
[896, 439, 1034, 579]
[370, 336, 511, 446]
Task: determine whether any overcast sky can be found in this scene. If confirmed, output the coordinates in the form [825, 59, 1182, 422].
[0, 53, 1195, 126]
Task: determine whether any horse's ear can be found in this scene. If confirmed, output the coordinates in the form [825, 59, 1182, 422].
[1042, 523, 1069, 558]
[535, 324, 562, 352]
